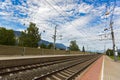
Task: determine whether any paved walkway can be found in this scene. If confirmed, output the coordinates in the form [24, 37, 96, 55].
[76, 56, 103, 80]
[103, 56, 120, 80]
[76, 55, 120, 80]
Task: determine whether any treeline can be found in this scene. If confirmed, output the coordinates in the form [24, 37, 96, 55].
[0, 22, 40, 48]
[0, 27, 15, 45]
[106, 49, 120, 56]
[19, 22, 40, 47]
[39, 43, 54, 49]
[0, 22, 81, 51]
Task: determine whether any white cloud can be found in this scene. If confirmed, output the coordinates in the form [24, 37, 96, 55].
[0, 0, 120, 51]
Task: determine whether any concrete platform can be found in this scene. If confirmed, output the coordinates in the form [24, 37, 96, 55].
[0, 54, 83, 60]
[76, 56, 103, 80]
[103, 56, 120, 80]
[1, 55, 119, 80]
[76, 55, 120, 80]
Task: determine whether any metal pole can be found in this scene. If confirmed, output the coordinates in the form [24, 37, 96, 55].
[109, 0, 117, 61]
[40, 30, 45, 55]
[53, 25, 57, 54]
[22, 47, 25, 56]
[104, 42, 106, 54]
[103, 39, 106, 54]
[87, 45, 88, 52]
[110, 22, 117, 61]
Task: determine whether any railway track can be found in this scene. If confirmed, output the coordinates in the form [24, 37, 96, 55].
[0, 54, 102, 80]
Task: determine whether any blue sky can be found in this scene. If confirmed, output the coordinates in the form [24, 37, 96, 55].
[0, 0, 120, 52]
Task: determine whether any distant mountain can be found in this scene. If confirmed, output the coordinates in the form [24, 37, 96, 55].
[14, 31, 21, 37]
[38, 40, 50, 46]
[55, 43, 66, 50]
[38, 40, 67, 50]
[14, 31, 67, 50]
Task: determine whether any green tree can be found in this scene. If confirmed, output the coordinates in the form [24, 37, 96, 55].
[118, 51, 120, 56]
[40, 43, 47, 48]
[0, 27, 15, 45]
[19, 22, 40, 47]
[82, 46, 85, 52]
[69, 40, 80, 51]
[106, 49, 113, 56]
[47, 43, 54, 49]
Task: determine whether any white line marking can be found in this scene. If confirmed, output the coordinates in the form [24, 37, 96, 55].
[101, 56, 104, 80]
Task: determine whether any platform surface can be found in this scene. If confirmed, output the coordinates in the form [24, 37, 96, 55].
[103, 56, 120, 80]
[76, 55, 120, 80]
[76, 55, 103, 80]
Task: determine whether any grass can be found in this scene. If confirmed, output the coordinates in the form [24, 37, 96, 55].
[109, 56, 120, 60]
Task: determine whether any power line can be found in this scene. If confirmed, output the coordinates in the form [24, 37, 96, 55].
[43, 0, 118, 50]
[45, 0, 90, 41]
[44, 0, 96, 42]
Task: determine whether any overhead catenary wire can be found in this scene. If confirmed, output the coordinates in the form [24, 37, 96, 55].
[44, 0, 100, 43]
[43, 0, 113, 51]
[36, 0, 119, 51]
[44, 0, 100, 50]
